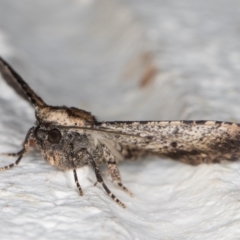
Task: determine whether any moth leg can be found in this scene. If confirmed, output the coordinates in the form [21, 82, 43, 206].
[73, 169, 83, 196]
[89, 158, 126, 208]
[107, 160, 133, 197]
[0, 127, 34, 171]
[102, 145, 133, 197]
[1, 150, 24, 157]
[0, 152, 24, 171]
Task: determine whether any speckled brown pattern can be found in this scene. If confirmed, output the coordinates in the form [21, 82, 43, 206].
[96, 120, 240, 165]
[1, 55, 240, 207]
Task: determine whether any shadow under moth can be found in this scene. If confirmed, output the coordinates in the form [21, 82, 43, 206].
[0, 56, 240, 208]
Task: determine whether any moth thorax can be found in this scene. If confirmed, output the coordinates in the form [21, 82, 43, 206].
[37, 106, 96, 126]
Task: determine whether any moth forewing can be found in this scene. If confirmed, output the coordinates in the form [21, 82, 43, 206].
[95, 120, 240, 165]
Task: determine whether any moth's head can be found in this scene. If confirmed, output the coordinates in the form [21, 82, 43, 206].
[33, 123, 91, 170]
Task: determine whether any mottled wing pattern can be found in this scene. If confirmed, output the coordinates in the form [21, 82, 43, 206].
[92, 120, 240, 165]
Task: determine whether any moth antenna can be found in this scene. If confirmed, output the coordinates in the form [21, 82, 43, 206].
[0, 56, 47, 110]
[0, 127, 34, 171]
[57, 125, 151, 139]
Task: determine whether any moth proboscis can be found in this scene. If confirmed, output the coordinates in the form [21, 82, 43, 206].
[0, 56, 240, 208]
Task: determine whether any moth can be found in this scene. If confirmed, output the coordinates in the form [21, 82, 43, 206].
[0, 56, 240, 208]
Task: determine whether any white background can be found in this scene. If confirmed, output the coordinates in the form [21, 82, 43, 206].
[0, 0, 240, 239]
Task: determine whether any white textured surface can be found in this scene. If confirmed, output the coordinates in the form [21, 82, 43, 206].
[0, 0, 240, 239]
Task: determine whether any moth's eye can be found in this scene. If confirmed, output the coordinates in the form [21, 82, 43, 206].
[47, 129, 61, 144]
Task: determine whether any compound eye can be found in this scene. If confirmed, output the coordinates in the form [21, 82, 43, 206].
[47, 129, 61, 144]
